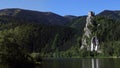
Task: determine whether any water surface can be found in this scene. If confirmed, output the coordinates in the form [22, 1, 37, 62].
[40, 58, 120, 68]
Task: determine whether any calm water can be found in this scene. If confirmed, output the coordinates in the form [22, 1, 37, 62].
[40, 58, 120, 68]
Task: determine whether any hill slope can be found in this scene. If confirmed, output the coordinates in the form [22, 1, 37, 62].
[97, 10, 120, 21]
[0, 8, 69, 25]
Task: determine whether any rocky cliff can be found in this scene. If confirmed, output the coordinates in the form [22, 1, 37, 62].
[80, 11, 99, 52]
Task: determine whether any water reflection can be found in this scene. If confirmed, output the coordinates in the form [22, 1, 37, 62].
[1, 58, 120, 68]
[41, 58, 120, 68]
[91, 59, 99, 68]
[92, 59, 95, 68]
[81, 58, 99, 68]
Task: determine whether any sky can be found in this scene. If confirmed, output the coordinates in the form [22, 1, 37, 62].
[0, 0, 120, 16]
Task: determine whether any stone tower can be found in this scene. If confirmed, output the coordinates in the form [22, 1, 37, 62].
[80, 11, 99, 51]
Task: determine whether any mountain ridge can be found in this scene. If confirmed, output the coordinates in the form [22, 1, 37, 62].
[97, 10, 120, 20]
[1, 8, 120, 26]
[0, 8, 70, 25]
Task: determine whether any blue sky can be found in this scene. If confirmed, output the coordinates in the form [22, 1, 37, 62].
[0, 0, 120, 16]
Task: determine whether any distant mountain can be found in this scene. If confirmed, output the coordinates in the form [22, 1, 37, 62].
[1, 9, 120, 26]
[0, 8, 69, 25]
[64, 15, 77, 21]
[98, 10, 120, 20]
[69, 10, 120, 30]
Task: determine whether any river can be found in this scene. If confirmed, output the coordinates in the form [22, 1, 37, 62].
[38, 58, 120, 68]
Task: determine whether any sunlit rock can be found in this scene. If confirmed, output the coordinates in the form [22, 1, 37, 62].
[80, 11, 100, 52]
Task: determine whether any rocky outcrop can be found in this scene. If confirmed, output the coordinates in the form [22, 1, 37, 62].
[80, 11, 99, 52]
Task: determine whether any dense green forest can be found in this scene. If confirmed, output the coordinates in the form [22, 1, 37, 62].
[0, 8, 120, 67]
[1, 15, 120, 58]
[0, 15, 80, 67]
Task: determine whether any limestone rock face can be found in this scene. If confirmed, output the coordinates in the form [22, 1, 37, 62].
[80, 11, 99, 51]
